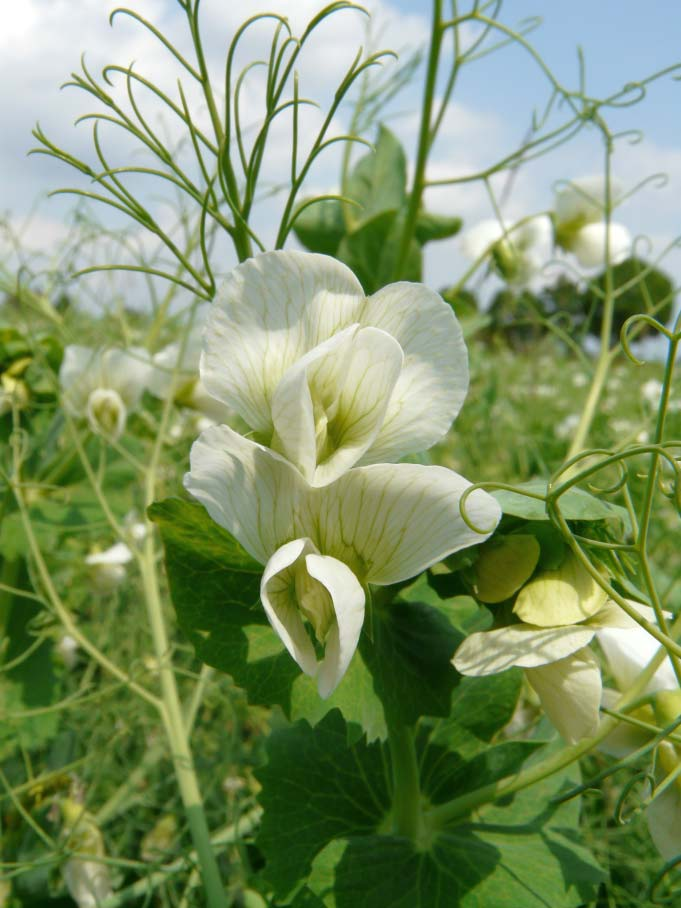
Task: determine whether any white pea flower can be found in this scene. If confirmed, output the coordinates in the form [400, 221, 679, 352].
[85, 542, 133, 592]
[453, 555, 635, 743]
[56, 634, 79, 669]
[553, 176, 631, 268]
[61, 799, 114, 908]
[146, 305, 233, 424]
[60, 346, 151, 441]
[199, 250, 468, 487]
[185, 426, 501, 697]
[461, 215, 552, 286]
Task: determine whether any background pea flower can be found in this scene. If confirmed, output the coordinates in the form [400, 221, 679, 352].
[146, 304, 233, 423]
[185, 425, 500, 698]
[60, 346, 151, 441]
[199, 250, 468, 487]
[461, 215, 553, 286]
[553, 175, 632, 268]
[85, 542, 133, 592]
[453, 555, 635, 743]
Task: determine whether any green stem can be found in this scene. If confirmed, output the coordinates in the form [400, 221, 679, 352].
[393, 0, 443, 279]
[387, 720, 422, 840]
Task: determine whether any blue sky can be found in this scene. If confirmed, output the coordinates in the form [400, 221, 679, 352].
[2, 0, 681, 302]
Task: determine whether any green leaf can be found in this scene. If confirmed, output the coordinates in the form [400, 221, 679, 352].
[257, 709, 603, 906]
[345, 125, 407, 222]
[493, 480, 629, 522]
[361, 597, 464, 727]
[256, 710, 390, 897]
[292, 198, 346, 256]
[337, 209, 422, 294]
[414, 210, 462, 245]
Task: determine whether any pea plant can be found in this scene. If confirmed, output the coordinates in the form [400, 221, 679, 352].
[1, 2, 680, 906]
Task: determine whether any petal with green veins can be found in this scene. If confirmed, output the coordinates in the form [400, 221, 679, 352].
[356, 281, 468, 463]
[453, 623, 596, 675]
[525, 647, 602, 743]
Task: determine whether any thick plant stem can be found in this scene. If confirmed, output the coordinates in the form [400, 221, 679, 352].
[137, 550, 228, 908]
[387, 720, 422, 840]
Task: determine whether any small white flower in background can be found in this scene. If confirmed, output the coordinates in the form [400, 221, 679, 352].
[123, 511, 148, 545]
[56, 634, 79, 669]
[60, 346, 152, 442]
[146, 304, 234, 424]
[641, 378, 663, 406]
[553, 175, 631, 268]
[453, 554, 636, 743]
[185, 426, 501, 697]
[199, 250, 469, 487]
[556, 413, 580, 441]
[60, 798, 114, 908]
[85, 542, 133, 592]
[461, 215, 553, 287]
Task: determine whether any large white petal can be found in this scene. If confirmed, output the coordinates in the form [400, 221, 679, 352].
[260, 539, 319, 678]
[310, 463, 500, 585]
[597, 602, 678, 694]
[570, 222, 631, 268]
[201, 251, 364, 432]
[306, 552, 365, 697]
[525, 648, 602, 743]
[453, 623, 596, 675]
[356, 282, 468, 463]
[184, 424, 304, 564]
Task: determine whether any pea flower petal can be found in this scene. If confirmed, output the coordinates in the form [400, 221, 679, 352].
[60, 345, 151, 441]
[200, 250, 467, 484]
[525, 648, 602, 743]
[261, 538, 365, 697]
[185, 425, 501, 693]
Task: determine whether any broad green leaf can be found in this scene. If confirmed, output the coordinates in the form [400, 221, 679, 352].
[446, 670, 523, 743]
[256, 710, 390, 897]
[345, 125, 407, 222]
[414, 210, 462, 245]
[337, 210, 422, 294]
[360, 597, 464, 726]
[493, 480, 629, 522]
[257, 709, 603, 905]
[292, 198, 346, 256]
[475, 534, 540, 603]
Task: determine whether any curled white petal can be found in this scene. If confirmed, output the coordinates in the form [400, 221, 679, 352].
[86, 388, 127, 440]
[453, 623, 596, 675]
[261, 539, 320, 678]
[570, 222, 631, 268]
[271, 325, 404, 485]
[525, 647, 602, 743]
[260, 539, 365, 697]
